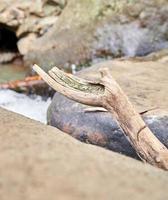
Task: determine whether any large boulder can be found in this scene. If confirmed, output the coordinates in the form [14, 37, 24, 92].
[47, 55, 168, 158]
[24, 0, 168, 70]
[1, 0, 168, 69]
[0, 107, 168, 199]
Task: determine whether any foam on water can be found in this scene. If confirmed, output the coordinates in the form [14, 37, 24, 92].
[0, 90, 51, 123]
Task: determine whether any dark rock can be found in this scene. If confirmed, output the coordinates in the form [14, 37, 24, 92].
[47, 93, 168, 159]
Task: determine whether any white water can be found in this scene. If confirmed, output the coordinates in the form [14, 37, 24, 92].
[0, 90, 51, 123]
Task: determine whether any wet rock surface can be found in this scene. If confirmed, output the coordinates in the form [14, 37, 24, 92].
[0, 107, 168, 200]
[48, 57, 168, 158]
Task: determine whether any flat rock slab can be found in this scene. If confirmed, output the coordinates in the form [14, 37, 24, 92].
[0, 107, 168, 200]
[48, 58, 168, 158]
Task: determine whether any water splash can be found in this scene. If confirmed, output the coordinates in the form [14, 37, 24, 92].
[0, 90, 51, 123]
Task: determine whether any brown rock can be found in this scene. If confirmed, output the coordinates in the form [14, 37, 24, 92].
[0, 107, 168, 199]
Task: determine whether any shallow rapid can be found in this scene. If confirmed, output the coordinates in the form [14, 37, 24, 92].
[0, 90, 51, 123]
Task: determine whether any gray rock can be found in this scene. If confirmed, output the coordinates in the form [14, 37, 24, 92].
[93, 22, 168, 57]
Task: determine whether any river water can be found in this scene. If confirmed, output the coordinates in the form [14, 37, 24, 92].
[0, 63, 51, 123]
[0, 90, 51, 123]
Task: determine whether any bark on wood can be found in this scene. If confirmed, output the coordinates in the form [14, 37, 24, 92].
[33, 64, 168, 170]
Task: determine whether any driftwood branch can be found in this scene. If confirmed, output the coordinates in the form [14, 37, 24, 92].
[0, 76, 44, 91]
[33, 64, 168, 170]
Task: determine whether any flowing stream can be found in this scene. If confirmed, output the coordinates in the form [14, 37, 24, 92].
[0, 90, 51, 123]
[0, 63, 51, 123]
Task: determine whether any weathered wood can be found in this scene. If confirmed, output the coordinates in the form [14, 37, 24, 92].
[33, 64, 168, 170]
[0, 74, 54, 96]
[0, 76, 44, 90]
